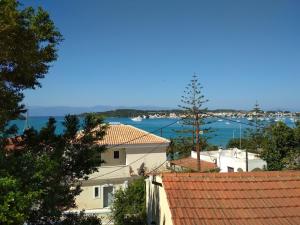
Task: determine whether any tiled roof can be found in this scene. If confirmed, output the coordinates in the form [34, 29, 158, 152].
[171, 157, 216, 172]
[95, 124, 170, 146]
[4, 136, 24, 151]
[162, 171, 300, 225]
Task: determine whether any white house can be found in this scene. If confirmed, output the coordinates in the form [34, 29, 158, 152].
[191, 148, 267, 172]
[71, 124, 170, 220]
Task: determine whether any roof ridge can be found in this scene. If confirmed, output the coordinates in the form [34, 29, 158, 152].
[125, 124, 170, 142]
[170, 205, 300, 209]
[163, 178, 300, 182]
[167, 196, 300, 199]
[172, 215, 300, 220]
[163, 171, 300, 178]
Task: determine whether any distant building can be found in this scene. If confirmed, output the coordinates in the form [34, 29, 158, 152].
[70, 124, 170, 220]
[190, 148, 267, 172]
[146, 171, 300, 225]
[169, 157, 217, 172]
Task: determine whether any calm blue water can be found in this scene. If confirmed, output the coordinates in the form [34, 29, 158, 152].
[9, 117, 296, 147]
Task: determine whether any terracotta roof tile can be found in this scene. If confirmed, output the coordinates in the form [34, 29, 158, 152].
[170, 157, 217, 172]
[4, 136, 24, 152]
[162, 171, 300, 225]
[95, 124, 169, 145]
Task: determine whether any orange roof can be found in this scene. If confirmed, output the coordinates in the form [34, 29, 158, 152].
[95, 124, 170, 146]
[162, 171, 300, 225]
[4, 136, 24, 152]
[171, 157, 216, 172]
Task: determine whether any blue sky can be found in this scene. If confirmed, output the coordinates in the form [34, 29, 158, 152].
[23, 0, 300, 111]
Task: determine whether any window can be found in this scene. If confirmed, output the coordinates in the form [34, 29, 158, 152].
[103, 185, 114, 207]
[227, 167, 234, 173]
[114, 151, 119, 159]
[94, 186, 100, 198]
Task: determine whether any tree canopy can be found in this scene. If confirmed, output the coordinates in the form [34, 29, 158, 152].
[1, 115, 107, 224]
[0, 1, 106, 224]
[0, 0, 62, 132]
[112, 177, 146, 225]
[175, 74, 214, 170]
[227, 121, 300, 171]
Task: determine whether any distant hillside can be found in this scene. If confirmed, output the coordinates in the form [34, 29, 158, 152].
[27, 105, 277, 117]
[80, 108, 248, 118]
[27, 105, 174, 116]
[80, 109, 182, 118]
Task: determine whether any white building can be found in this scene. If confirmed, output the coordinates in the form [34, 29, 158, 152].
[191, 148, 267, 172]
[70, 124, 170, 220]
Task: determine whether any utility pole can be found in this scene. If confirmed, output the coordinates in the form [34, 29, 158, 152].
[246, 149, 249, 172]
[195, 112, 201, 172]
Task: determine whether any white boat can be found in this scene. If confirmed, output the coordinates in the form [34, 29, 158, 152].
[275, 117, 283, 122]
[225, 122, 230, 125]
[247, 117, 253, 121]
[218, 119, 223, 122]
[131, 116, 142, 122]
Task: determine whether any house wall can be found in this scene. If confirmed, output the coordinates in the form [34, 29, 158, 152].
[191, 149, 267, 172]
[126, 144, 168, 175]
[74, 143, 169, 216]
[146, 176, 173, 225]
[75, 182, 124, 210]
[88, 165, 130, 180]
[218, 156, 267, 172]
[101, 148, 126, 166]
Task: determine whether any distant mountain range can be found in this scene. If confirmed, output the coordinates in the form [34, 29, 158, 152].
[27, 105, 175, 116]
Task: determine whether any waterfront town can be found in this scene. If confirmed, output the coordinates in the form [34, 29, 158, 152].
[1, 1, 300, 225]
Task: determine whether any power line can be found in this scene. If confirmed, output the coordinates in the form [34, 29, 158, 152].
[105, 119, 180, 150]
[88, 119, 181, 180]
[89, 114, 267, 180]
[102, 160, 168, 225]
[89, 142, 169, 180]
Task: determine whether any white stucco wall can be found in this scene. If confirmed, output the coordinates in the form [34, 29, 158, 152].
[75, 182, 124, 210]
[126, 144, 168, 175]
[146, 176, 173, 225]
[191, 149, 267, 172]
[101, 148, 126, 166]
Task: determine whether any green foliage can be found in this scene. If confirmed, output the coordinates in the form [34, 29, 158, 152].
[1, 114, 106, 224]
[0, 176, 40, 224]
[227, 138, 257, 152]
[227, 120, 300, 171]
[81, 109, 182, 118]
[60, 212, 102, 225]
[260, 122, 299, 171]
[112, 177, 146, 225]
[175, 74, 214, 161]
[0, 0, 62, 132]
[0, 1, 104, 224]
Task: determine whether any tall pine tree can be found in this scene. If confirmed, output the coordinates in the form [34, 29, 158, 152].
[176, 74, 212, 171]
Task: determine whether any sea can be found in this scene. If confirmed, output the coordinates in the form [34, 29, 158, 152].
[9, 116, 297, 148]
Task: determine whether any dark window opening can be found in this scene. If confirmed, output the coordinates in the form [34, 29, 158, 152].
[227, 167, 234, 172]
[114, 151, 119, 159]
[94, 187, 100, 198]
